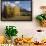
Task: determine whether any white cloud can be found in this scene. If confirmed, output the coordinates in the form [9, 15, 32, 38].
[3, 1, 10, 6]
[14, 1, 20, 4]
[28, 8, 31, 11]
[10, 3, 16, 7]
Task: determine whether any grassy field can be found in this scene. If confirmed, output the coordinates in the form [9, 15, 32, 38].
[2, 15, 32, 21]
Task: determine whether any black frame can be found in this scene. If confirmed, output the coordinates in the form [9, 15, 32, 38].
[1, 0, 32, 21]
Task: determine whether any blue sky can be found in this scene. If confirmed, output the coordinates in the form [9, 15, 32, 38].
[19, 1, 31, 11]
[2, 1, 32, 11]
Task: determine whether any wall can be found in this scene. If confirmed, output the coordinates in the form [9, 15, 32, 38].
[0, 0, 46, 42]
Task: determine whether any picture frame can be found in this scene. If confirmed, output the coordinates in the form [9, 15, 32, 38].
[1, 0, 32, 21]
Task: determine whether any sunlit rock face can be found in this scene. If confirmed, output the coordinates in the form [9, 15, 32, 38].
[9, 3, 20, 16]
[2, 2, 20, 18]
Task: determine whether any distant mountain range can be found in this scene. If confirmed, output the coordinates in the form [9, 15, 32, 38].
[20, 7, 31, 16]
[20, 8, 31, 13]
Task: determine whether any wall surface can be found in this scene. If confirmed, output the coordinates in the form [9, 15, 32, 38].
[0, 0, 46, 42]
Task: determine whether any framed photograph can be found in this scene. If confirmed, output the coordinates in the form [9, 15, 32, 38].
[1, 0, 32, 21]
